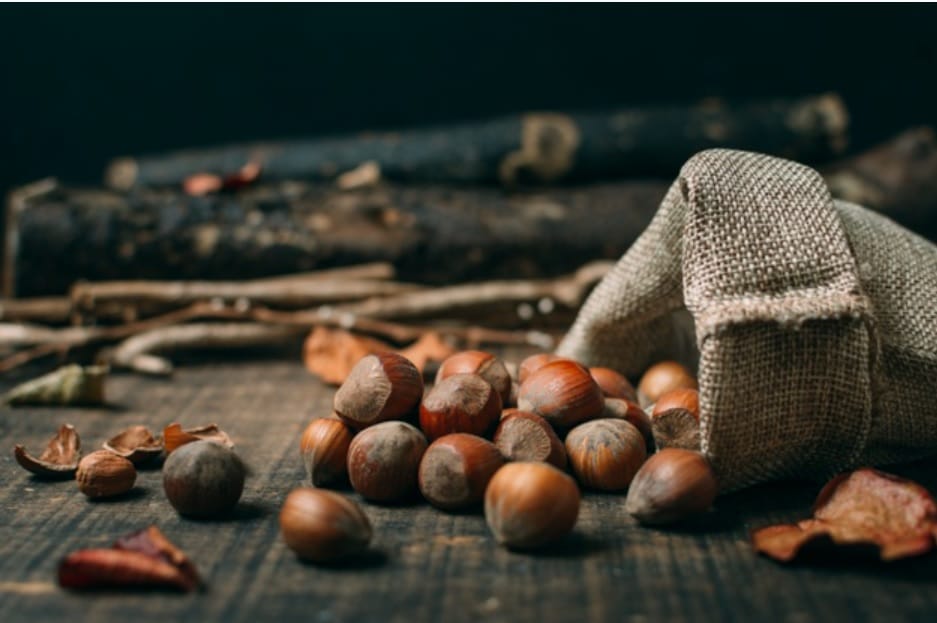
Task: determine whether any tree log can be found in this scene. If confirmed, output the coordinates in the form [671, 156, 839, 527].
[5, 181, 668, 296]
[8, 126, 937, 299]
[105, 95, 847, 189]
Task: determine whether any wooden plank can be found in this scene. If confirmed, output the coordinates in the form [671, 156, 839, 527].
[1, 358, 936, 622]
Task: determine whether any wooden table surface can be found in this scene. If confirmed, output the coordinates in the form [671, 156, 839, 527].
[2, 358, 936, 623]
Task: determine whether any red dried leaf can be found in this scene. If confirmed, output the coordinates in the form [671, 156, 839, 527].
[397, 331, 456, 373]
[13, 424, 81, 478]
[752, 468, 937, 563]
[58, 526, 199, 592]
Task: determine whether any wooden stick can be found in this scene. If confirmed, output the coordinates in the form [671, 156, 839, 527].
[105, 95, 847, 189]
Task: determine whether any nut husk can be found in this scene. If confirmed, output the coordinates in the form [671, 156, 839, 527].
[103, 425, 164, 465]
[14, 424, 81, 478]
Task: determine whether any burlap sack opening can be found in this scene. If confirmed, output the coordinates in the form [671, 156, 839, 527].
[558, 149, 937, 491]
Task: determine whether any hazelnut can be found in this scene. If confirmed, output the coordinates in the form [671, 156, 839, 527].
[333, 352, 424, 431]
[517, 360, 604, 429]
[637, 361, 697, 406]
[564, 419, 646, 491]
[653, 388, 699, 420]
[163, 440, 246, 518]
[601, 397, 655, 453]
[493, 410, 567, 469]
[300, 417, 354, 487]
[624, 448, 717, 525]
[418, 434, 504, 510]
[517, 353, 562, 385]
[419, 373, 501, 441]
[347, 421, 427, 502]
[280, 487, 372, 562]
[589, 367, 637, 402]
[435, 350, 512, 407]
[76, 450, 136, 499]
[484, 462, 579, 549]
[651, 408, 701, 451]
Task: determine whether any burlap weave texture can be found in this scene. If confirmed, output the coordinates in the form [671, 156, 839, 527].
[558, 149, 937, 491]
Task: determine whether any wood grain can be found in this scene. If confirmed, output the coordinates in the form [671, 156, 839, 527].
[2, 358, 936, 622]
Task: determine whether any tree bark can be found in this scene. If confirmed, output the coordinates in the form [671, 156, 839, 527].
[105, 95, 848, 189]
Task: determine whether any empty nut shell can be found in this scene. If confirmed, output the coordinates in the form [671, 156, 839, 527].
[280, 488, 373, 562]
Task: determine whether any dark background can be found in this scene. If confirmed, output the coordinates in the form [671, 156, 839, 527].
[2, 4, 936, 195]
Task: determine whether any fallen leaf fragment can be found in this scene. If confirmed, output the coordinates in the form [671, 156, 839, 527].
[58, 526, 199, 592]
[303, 326, 392, 385]
[13, 424, 81, 478]
[103, 426, 164, 465]
[303, 326, 456, 385]
[3, 364, 107, 406]
[752, 468, 937, 563]
[163, 422, 234, 454]
[398, 330, 456, 373]
[183, 161, 261, 197]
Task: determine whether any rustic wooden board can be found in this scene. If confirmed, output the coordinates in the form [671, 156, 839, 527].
[1, 358, 936, 622]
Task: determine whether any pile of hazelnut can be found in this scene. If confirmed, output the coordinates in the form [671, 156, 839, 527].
[281, 350, 717, 563]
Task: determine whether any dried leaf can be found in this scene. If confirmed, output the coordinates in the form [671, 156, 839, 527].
[59, 526, 199, 592]
[336, 161, 381, 190]
[752, 468, 937, 563]
[3, 364, 107, 406]
[397, 331, 456, 374]
[103, 426, 163, 465]
[303, 326, 391, 385]
[182, 173, 223, 196]
[13, 424, 81, 478]
[163, 423, 234, 454]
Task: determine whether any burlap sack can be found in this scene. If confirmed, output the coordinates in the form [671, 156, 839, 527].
[557, 149, 937, 491]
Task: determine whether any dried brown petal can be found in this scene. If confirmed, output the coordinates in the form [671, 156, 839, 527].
[752, 468, 937, 563]
[303, 326, 391, 385]
[303, 326, 455, 385]
[59, 526, 199, 592]
[398, 331, 456, 374]
[163, 423, 234, 454]
[13, 424, 81, 478]
[103, 425, 164, 465]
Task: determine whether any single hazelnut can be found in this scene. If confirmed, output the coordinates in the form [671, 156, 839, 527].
[601, 397, 655, 453]
[76, 450, 136, 499]
[435, 350, 512, 407]
[484, 462, 579, 549]
[418, 434, 504, 511]
[637, 361, 697, 406]
[163, 440, 246, 518]
[653, 388, 700, 420]
[333, 352, 424, 430]
[347, 421, 427, 502]
[517, 353, 562, 385]
[300, 417, 354, 487]
[589, 367, 637, 402]
[419, 373, 502, 441]
[280, 487, 373, 562]
[493, 410, 567, 469]
[624, 449, 717, 525]
[651, 408, 701, 451]
[517, 360, 604, 429]
[564, 419, 646, 491]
